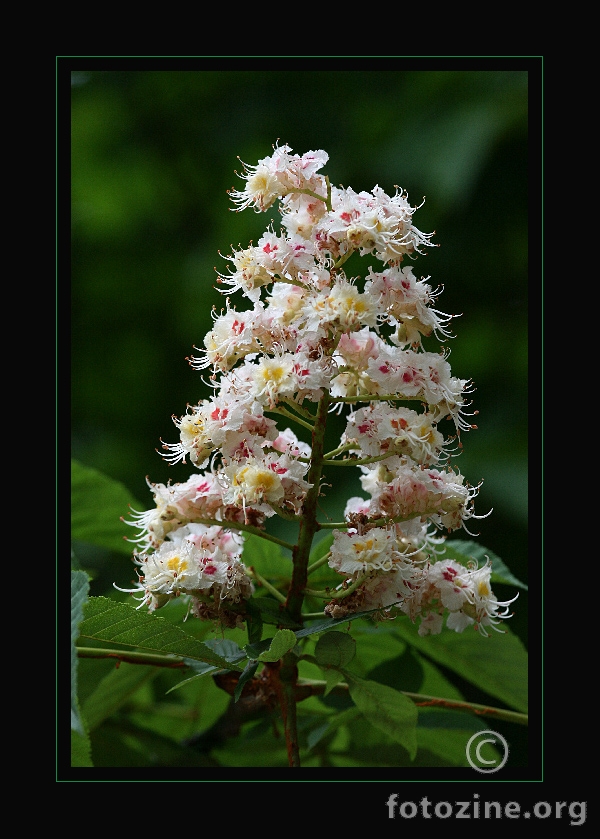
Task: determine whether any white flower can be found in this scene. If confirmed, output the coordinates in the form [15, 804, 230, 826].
[280, 193, 328, 239]
[272, 427, 311, 458]
[229, 158, 287, 212]
[121, 480, 180, 550]
[335, 327, 384, 370]
[364, 264, 455, 347]
[162, 404, 214, 468]
[249, 351, 298, 408]
[220, 451, 312, 520]
[299, 278, 378, 335]
[216, 245, 275, 302]
[167, 522, 245, 563]
[329, 527, 410, 574]
[343, 403, 446, 464]
[315, 185, 435, 263]
[190, 302, 263, 372]
[468, 562, 519, 636]
[264, 282, 308, 326]
[220, 456, 284, 518]
[365, 347, 474, 433]
[398, 558, 518, 636]
[229, 143, 328, 213]
[116, 540, 227, 611]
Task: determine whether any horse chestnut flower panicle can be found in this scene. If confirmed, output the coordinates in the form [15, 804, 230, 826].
[117, 142, 516, 637]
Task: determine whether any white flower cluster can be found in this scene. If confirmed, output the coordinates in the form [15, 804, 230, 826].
[118, 142, 516, 636]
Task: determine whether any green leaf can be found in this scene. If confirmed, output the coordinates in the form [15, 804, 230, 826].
[71, 570, 90, 735]
[393, 622, 528, 712]
[360, 641, 499, 765]
[71, 459, 143, 554]
[339, 708, 497, 768]
[245, 599, 263, 644]
[306, 706, 360, 750]
[82, 664, 159, 731]
[443, 539, 528, 590]
[344, 672, 418, 760]
[256, 629, 297, 662]
[89, 720, 219, 767]
[315, 631, 356, 669]
[295, 608, 404, 638]
[246, 596, 302, 629]
[243, 533, 292, 579]
[306, 532, 344, 588]
[416, 709, 502, 767]
[324, 669, 346, 696]
[309, 532, 334, 564]
[234, 660, 259, 702]
[202, 637, 246, 663]
[165, 659, 221, 693]
[166, 640, 248, 693]
[79, 596, 242, 671]
[71, 728, 93, 767]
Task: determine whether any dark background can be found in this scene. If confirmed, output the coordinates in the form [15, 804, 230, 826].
[67, 59, 536, 651]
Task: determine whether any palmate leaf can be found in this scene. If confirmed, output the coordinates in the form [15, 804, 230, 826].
[78, 596, 242, 671]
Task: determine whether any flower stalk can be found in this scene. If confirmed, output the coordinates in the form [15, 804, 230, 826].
[284, 390, 329, 623]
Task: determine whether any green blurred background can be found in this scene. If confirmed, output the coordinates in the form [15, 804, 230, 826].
[70, 62, 531, 645]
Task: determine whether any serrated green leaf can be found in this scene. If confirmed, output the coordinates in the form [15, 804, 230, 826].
[444, 539, 528, 590]
[79, 596, 242, 670]
[344, 672, 418, 759]
[315, 631, 356, 669]
[71, 728, 93, 767]
[71, 460, 143, 554]
[71, 570, 90, 735]
[256, 629, 297, 662]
